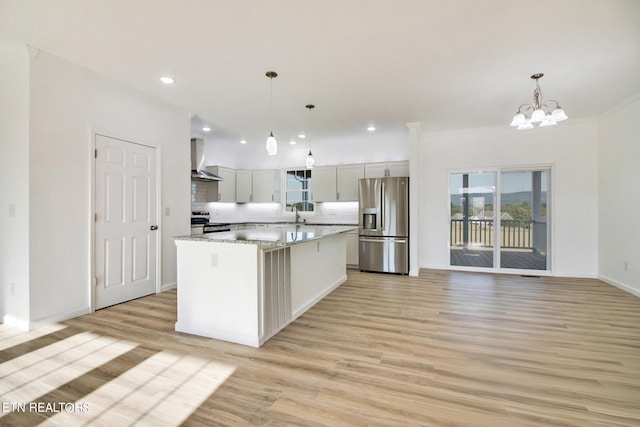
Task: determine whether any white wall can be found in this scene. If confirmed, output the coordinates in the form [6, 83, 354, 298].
[23, 49, 190, 327]
[0, 47, 30, 327]
[204, 133, 409, 170]
[419, 121, 599, 277]
[597, 95, 640, 296]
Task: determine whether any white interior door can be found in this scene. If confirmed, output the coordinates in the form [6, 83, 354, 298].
[95, 134, 158, 309]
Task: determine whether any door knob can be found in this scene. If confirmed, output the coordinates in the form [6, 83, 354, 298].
[150, 225, 158, 230]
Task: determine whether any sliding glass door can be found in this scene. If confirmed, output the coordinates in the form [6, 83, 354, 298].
[449, 168, 551, 272]
[500, 170, 550, 271]
[450, 172, 496, 268]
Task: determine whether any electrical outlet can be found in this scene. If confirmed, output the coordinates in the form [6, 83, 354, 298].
[8, 204, 15, 217]
[211, 253, 218, 268]
[624, 261, 628, 271]
[10, 282, 15, 296]
[164, 207, 170, 216]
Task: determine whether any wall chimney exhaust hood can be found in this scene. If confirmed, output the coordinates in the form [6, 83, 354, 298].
[191, 138, 222, 181]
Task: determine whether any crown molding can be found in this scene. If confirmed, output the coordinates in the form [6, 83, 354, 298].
[596, 91, 640, 122]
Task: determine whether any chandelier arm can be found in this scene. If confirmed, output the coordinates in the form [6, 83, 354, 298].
[542, 99, 561, 109]
[516, 104, 534, 115]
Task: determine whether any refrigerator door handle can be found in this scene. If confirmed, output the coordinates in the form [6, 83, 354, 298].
[359, 238, 388, 243]
[360, 238, 407, 244]
[380, 180, 385, 231]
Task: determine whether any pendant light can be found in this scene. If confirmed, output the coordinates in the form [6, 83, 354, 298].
[304, 104, 315, 169]
[265, 71, 278, 155]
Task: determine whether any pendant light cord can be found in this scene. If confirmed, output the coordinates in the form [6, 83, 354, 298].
[306, 104, 315, 152]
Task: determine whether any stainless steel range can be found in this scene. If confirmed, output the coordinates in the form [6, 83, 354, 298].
[191, 211, 231, 235]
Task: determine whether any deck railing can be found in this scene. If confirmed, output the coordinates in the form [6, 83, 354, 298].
[450, 219, 534, 249]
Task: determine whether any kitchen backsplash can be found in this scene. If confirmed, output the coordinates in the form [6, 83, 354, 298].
[191, 201, 358, 224]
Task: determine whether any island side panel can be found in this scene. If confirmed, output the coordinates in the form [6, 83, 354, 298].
[290, 233, 348, 319]
[174, 240, 261, 347]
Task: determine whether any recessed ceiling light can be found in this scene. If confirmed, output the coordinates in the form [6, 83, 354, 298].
[160, 76, 174, 84]
[298, 134, 306, 139]
[240, 140, 247, 144]
[367, 125, 376, 132]
[202, 126, 211, 132]
[290, 140, 296, 145]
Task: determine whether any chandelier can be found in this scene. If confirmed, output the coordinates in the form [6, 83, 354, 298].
[265, 71, 278, 155]
[510, 73, 568, 130]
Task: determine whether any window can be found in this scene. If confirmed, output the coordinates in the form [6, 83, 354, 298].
[285, 169, 313, 212]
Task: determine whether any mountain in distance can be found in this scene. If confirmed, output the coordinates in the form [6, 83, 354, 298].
[450, 191, 547, 206]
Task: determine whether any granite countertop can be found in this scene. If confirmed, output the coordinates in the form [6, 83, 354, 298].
[230, 221, 357, 226]
[174, 225, 356, 247]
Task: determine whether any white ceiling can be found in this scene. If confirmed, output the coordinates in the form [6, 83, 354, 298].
[2, 0, 640, 151]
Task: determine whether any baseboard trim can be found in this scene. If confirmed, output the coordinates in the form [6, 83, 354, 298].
[599, 275, 640, 298]
[175, 322, 260, 348]
[291, 274, 347, 320]
[161, 282, 177, 292]
[28, 307, 91, 330]
[2, 314, 30, 331]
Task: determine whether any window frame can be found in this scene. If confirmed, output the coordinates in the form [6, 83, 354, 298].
[283, 168, 315, 215]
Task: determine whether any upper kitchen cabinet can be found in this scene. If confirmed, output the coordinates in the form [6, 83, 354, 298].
[206, 166, 236, 202]
[364, 161, 409, 178]
[336, 164, 364, 201]
[252, 170, 280, 203]
[236, 170, 253, 203]
[313, 164, 364, 202]
[313, 166, 337, 202]
[387, 161, 410, 177]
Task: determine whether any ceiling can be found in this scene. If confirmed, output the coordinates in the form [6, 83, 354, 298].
[2, 0, 640, 151]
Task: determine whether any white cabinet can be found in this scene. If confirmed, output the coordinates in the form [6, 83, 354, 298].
[337, 164, 364, 201]
[387, 161, 410, 177]
[313, 164, 363, 202]
[364, 161, 409, 178]
[312, 166, 337, 202]
[364, 163, 387, 179]
[346, 230, 359, 268]
[206, 166, 236, 202]
[234, 170, 279, 203]
[236, 170, 253, 203]
[252, 170, 280, 203]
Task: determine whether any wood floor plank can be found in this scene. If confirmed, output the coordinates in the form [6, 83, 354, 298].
[1, 269, 639, 426]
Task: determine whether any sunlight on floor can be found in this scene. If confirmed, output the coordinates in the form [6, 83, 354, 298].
[0, 323, 67, 351]
[0, 331, 138, 403]
[0, 324, 236, 426]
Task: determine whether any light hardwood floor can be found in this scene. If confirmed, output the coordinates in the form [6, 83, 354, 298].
[1, 269, 639, 426]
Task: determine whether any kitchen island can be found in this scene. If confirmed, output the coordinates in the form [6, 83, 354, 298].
[173, 225, 355, 347]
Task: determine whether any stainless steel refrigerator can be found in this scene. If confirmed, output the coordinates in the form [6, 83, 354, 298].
[358, 177, 409, 274]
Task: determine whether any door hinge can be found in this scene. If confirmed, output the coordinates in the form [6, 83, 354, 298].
[94, 213, 98, 222]
[93, 277, 97, 287]
[95, 149, 97, 158]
